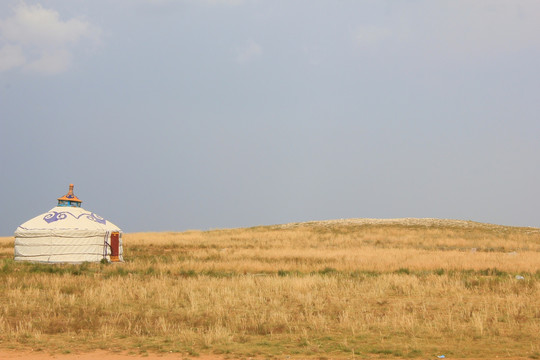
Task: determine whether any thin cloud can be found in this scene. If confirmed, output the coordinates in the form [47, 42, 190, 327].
[24, 48, 72, 75]
[235, 40, 262, 63]
[0, 43, 25, 71]
[0, 2, 101, 75]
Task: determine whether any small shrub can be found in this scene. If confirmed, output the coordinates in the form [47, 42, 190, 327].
[277, 270, 289, 277]
[179, 269, 197, 278]
[319, 267, 337, 275]
[395, 268, 410, 275]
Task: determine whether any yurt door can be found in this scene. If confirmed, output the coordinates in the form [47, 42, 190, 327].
[110, 232, 120, 262]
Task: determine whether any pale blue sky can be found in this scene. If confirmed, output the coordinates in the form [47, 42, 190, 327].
[1, 0, 540, 235]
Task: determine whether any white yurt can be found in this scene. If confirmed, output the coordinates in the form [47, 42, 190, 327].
[14, 184, 123, 263]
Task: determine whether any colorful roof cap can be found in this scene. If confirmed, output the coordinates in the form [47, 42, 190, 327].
[57, 184, 82, 205]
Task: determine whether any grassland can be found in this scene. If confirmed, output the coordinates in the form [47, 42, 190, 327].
[1, 218, 539, 359]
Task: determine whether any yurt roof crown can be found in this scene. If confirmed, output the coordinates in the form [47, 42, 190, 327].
[57, 184, 82, 207]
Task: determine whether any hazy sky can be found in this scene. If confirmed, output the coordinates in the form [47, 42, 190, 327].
[1, 0, 540, 235]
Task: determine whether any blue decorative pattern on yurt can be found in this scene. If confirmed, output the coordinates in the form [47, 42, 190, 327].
[43, 211, 107, 225]
[58, 200, 82, 207]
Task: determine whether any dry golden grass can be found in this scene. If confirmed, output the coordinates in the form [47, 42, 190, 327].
[1, 218, 539, 359]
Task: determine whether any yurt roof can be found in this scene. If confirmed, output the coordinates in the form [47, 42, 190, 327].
[15, 185, 121, 238]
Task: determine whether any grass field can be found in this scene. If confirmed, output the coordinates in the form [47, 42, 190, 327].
[1, 218, 539, 359]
